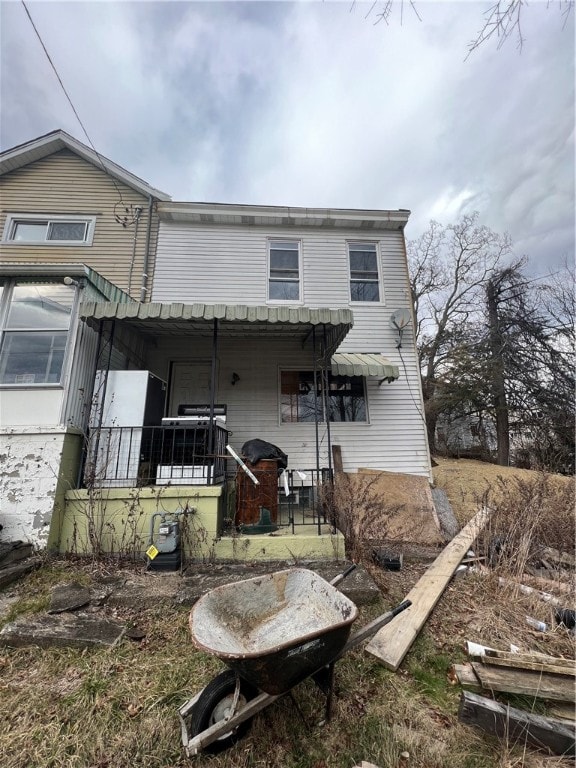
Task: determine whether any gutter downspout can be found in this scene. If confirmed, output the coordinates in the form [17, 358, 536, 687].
[140, 195, 154, 303]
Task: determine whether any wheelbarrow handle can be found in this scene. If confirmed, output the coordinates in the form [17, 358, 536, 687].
[340, 598, 412, 656]
[329, 563, 357, 588]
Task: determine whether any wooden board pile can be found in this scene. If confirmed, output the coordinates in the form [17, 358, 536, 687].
[453, 643, 575, 756]
[364, 504, 575, 757]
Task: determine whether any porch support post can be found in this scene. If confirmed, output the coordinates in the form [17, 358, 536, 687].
[312, 327, 321, 534]
[207, 318, 219, 483]
[322, 323, 333, 481]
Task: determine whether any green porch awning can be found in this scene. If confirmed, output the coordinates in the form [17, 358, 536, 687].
[79, 301, 354, 356]
[331, 353, 399, 380]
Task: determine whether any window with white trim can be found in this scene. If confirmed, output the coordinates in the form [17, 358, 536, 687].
[268, 240, 301, 302]
[3, 214, 95, 245]
[348, 242, 380, 302]
[280, 370, 367, 423]
[0, 282, 74, 385]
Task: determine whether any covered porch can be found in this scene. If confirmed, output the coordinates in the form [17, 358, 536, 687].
[54, 301, 371, 561]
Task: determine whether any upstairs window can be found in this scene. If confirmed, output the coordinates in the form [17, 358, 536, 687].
[4, 215, 95, 245]
[280, 370, 367, 423]
[268, 240, 301, 302]
[348, 242, 380, 302]
[0, 282, 75, 385]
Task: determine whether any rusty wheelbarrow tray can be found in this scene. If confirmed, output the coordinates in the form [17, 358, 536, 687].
[179, 565, 411, 756]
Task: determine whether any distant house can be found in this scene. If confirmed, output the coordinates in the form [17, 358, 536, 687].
[0, 131, 432, 561]
[0, 131, 169, 547]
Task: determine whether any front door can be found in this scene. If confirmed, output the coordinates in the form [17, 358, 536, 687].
[169, 360, 216, 415]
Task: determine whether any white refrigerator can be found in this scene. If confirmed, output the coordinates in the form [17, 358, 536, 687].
[88, 370, 166, 486]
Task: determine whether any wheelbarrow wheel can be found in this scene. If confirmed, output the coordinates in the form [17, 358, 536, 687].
[189, 670, 258, 753]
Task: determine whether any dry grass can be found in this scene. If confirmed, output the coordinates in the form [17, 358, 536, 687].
[432, 456, 574, 527]
[0, 458, 574, 767]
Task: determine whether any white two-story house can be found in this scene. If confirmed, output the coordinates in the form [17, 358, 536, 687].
[147, 202, 431, 479]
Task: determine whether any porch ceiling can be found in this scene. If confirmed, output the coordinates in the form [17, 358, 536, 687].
[80, 301, 354, 352]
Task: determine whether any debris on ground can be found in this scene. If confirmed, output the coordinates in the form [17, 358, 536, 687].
[366, 507, 491, 669]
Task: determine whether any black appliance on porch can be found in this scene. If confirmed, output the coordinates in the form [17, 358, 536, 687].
[155, 404, 228, 485]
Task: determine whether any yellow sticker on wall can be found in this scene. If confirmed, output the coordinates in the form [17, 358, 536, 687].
[146, 545, 159, 560]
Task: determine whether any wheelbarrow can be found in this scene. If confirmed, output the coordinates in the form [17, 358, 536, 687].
[178, 564, 411, 755]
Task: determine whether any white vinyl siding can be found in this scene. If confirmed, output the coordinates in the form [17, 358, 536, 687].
[151, 223, 430, 478]
[146, 335, 429, 477]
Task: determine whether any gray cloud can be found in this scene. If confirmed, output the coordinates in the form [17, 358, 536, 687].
[1, 1, 573, 272]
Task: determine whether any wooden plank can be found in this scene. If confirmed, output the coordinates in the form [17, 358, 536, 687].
[365, 507, 491, 670]
[451, 663, 482, 689]
[459, 690, 575, 756]
[483, 650, 575, 677]
[471, 662, 576, 702]
[549, 703, 576, 722]
[332, 444, 343, 474]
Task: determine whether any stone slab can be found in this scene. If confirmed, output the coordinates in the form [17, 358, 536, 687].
[0, 613, 126, 649]
[0, 541, 33, 568]
[0, 558, 42, 590]
[48, 582, 91, 614]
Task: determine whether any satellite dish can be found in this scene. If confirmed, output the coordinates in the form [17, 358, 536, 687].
[390, 308, 411, 331]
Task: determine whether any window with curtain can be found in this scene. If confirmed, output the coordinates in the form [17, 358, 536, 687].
[268, 240, 301, 301]
[348, 242, 380, 302]
[0, 283, 74, 385]
[280, 370, 367, 423]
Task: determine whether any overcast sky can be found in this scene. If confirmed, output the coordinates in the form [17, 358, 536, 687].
[1, 0, 574, 273]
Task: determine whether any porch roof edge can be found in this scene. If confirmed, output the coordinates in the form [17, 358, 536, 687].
[79, 301, 354, 352]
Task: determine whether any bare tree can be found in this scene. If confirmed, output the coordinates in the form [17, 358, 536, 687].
[466, 0, 574, 58]
[484, 261, 575, 471]
[355, 0, 573, 56]
[407, 213, 511, 450]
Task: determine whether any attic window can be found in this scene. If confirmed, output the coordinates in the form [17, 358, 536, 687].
[4, 215, 95, 245]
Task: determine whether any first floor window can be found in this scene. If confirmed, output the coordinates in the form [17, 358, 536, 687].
[268, 240, 301, 301]
[0, 282, 74, 385]
[280, 370, 367, 423]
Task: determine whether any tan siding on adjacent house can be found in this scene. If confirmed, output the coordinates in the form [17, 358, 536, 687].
[0, 150, 159, 299]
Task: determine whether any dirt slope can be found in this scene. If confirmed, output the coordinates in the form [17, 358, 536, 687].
[431, 456, 574, 527]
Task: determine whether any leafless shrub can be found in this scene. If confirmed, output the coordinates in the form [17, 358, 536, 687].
[478, 473, 575, 580]
[319, 473, 403, 561]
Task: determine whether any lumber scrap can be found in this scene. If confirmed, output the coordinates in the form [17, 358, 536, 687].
[459, 690, 575, 756]
[451, 663, 482, 690]
[471, 662, 575, 702]
[482, 649, 575, 677]
[332, 444, 344, 474]
[365, 507, 491, 670]
[540, 548, 575, 569]
[549, 703, 576, 722]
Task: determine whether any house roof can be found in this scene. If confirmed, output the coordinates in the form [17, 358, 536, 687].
[0, 130, 171, 201]
[0, 263, 133, 303]
[79, 300, 353, 353]
[158, 202, 411, 230]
